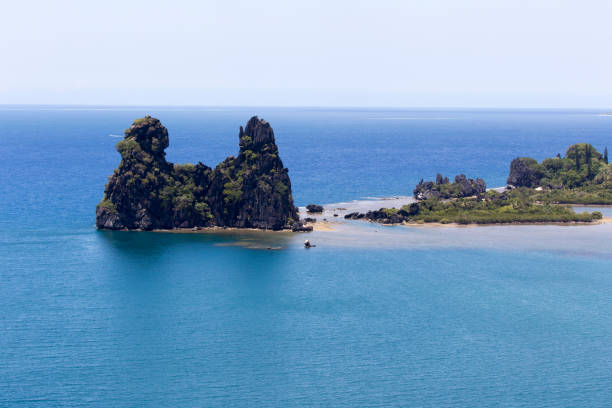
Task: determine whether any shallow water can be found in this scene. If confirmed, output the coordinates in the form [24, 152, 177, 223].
[2, 107, 612, 407]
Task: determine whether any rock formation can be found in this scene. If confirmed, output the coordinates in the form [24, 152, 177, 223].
[96, 116, 301, 231]
[306, 204, 324, 213]
[413, 173, 486, 200]
[506, 157, 544, 188]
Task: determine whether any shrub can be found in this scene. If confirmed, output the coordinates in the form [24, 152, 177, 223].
[98, 198, 118, 214]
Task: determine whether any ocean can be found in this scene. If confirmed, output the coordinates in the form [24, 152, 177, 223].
[1, 106, 612, 407]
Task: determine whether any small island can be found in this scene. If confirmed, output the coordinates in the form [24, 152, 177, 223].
[98, 122, 609, 231]
[96, 116, 309, 231]
[346, 143, 609, 225]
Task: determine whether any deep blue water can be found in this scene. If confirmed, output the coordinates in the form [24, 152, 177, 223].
[2, 106, 612, 407]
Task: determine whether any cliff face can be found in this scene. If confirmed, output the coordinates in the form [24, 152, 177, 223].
[96, 116, 299, 231]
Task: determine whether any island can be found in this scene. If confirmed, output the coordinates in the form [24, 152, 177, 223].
[346, 143, 609, 225]
[96, 116, 309, 231]
[98, 122, 609, 231]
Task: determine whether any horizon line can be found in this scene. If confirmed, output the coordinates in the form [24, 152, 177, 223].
[0, 103, 611, 111]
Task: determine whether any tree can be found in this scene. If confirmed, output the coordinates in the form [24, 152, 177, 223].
[586, 144, 592, 178]
[575, 145, 580, 170]
[605, 147, 609, 164]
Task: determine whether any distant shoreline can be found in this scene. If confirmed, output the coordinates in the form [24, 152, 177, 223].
[398, 217, 612, 228]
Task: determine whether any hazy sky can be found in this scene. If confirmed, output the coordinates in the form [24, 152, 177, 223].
[1, 0, 611, 108]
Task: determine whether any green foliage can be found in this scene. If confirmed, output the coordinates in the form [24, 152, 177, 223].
[257, 179, 272, 193]
[240, 135, 253, 146]
[242, 149, 258, 162]
[389, 189, 601, 224]
[274, 181, 288, 195]
[195, 201, 213, 219]
[529, 184, 612, 204]
[174, 163, 196, 173]
[116, 139, 142, 158]
[97, 198, 118, 214]
[223, 177, 243, 204]
[522, 143, 607, 188]
[382, 208, 398, 216]
[174, 193, 195, 211]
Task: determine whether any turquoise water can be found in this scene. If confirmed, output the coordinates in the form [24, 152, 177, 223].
[2, 107, 612, 406]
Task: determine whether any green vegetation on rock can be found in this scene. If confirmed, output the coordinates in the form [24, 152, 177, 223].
[97, 198, 118, 214]
[351, 188, 601, 225]
[403, 189, 599, 224]
[96, 115, 300, 230]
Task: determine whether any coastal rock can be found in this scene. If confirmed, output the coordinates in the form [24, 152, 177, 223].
[96, 116, 179, 230]
[292, 224, 313, 232]
[365, 209, 404, 224]
[207, 117, 299, 230]
[454, 174, 486, 196]
[96, 116, 300, 231]
[414, 174, 486, 200]
[507, 157, 544, 188]
[306, 204, 324, 213]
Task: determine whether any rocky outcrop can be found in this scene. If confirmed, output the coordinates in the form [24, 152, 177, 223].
[207, 117, 299, 230]
[413, 173, 486, 200]
[506, 157, 544, 188]
[96, 116, 301, 231]
[306, 204, 324, 213]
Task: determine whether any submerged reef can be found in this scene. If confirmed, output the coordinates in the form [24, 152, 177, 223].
[96, 116, 302, 231]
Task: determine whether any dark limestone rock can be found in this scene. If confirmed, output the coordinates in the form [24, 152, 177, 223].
[292, 224, 313, 232]
[96, 116, 180, 230]
[207, 117, 299, 230]
[96, 116, 300, 231]
[414, 174, 486, 200]
[364, 209, 403, 224]
[453, 174, 486, 197]
[306, 204, 324, 213]
[506, 157, 545, 187]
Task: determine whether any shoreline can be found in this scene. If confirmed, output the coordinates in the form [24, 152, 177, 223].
[96, 197, 612, 234]
[398, 217, 612, 228]
[154, 226, 294, 234]
[564, 203, 612, 207]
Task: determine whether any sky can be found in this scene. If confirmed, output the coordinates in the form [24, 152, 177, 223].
[1, 0, 611, 108]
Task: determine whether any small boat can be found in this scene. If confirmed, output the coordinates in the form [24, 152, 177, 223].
[304, 240, 316, 248]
